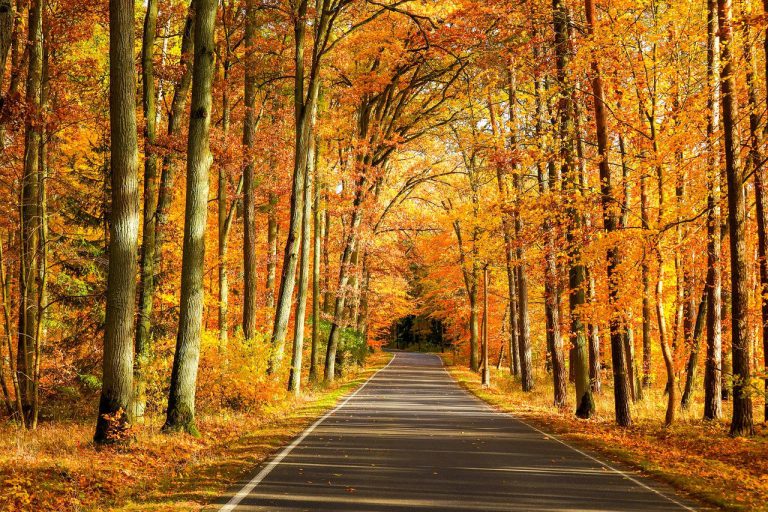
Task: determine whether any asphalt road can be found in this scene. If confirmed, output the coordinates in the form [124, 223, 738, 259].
[217, 351, 698, 511]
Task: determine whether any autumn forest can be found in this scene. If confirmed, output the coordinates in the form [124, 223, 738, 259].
[0, 0, 766, 509]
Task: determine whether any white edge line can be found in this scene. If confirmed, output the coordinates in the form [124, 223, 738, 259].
[435, 354, 698, 512]
[218, 353, 397, 511]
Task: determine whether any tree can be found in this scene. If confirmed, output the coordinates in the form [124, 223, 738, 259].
[164, 0, 217, 434]
[94, 0, 140, 443]
[718, 0, 753, 437]
[584, 0, 631, 426]
[702, 0, 722, 422]
[242, 0, 258, 342]
[132, 0, 159, 423]
[552, 0, 593, 419]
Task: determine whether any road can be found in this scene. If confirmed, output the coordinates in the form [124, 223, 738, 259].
[217, 351, 698, 511]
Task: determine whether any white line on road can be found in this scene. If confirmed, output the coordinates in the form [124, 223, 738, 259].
[436, 355, 697, 512]
[218, 353, 397, 511]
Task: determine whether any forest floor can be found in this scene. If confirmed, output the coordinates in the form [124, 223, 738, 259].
[0, 351, 392, 512]
[445, 358, 768, 512]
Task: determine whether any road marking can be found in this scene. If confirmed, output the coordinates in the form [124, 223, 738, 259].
[219, 353, 397, 511]
[436, 355, 697, 512]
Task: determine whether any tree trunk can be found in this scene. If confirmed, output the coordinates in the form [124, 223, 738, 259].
[270, 0, 320, 372]
[241, 0, 258, 341]
[481, 266, 490, 386]
[135, 4, 194, 394]
[641, 171, 652, 389]
[682, 292, 707, 409]
[509, 272, 521, 376]
[703, 42, 723, 418]
[534, 34, 565, 406]
[515, 226, 533, 392]
[322, 206, 332, 313]
[31, 34, 50, 430]
[324, 176, 365, 381]
[164, 0, 216, 435]
[553, 0, 593, 419]
[584, 0, 630, 426]
[94, 0, 140, 443]
[289, 113, 315, 394]
[745, 8, 767, 418]
[760, 0, 768, 423]
[453, 219, 479, 373]
[132, 0, 158, 423]
[309, 137, 322, 383]
[719, 0, 754, 436]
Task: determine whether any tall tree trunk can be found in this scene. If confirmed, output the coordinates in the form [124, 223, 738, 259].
[746, 5, 767, 422]
[496, 156, 518, 376]
[136, 4, 193, 385]
[270, 0, 320, 372]
[619, 134, 643, 400]
[515, 210, 533, 391]
[31, 32, 49, 430]
[241, 0, 258, 341]
[760, 0, 768, 423]
[719, 0, 754, 436]
[309, 138, 322, 383]
[218, 121, 230, 347]
[641, 172, 652, 389]
[164, 0, 216, 434]
[17, 0, 44, 429]
[132, 0, 158, 423]
[534, 33, 566, 406]
[703, 1, 722, 417]
[584, 0, 631, 426]
[94, 0, 139, 443]
[289, 113, 315, 394]
[553, 0, 593, 418]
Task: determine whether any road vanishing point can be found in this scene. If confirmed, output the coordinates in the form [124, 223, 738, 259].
[217, 351, 699, 512]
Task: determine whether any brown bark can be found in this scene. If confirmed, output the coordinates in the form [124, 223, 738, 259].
[164, 0, 217, 434]
[719, 0, 754, 436]
[95, 0, 140, 443]
[584, 0, 631, 426]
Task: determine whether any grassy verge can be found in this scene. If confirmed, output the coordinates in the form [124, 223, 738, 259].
[0, 351, 392, 511]
[444, 360, 768, 512]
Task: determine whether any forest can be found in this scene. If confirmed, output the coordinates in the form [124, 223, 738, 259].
[0, 0, 766, 509]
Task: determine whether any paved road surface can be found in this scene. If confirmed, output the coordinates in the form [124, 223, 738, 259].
[217, 352, 697, 511]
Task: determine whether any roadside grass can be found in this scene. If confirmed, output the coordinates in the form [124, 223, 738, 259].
[0, 351, 392, 512]
[445, 360, 768, 512]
